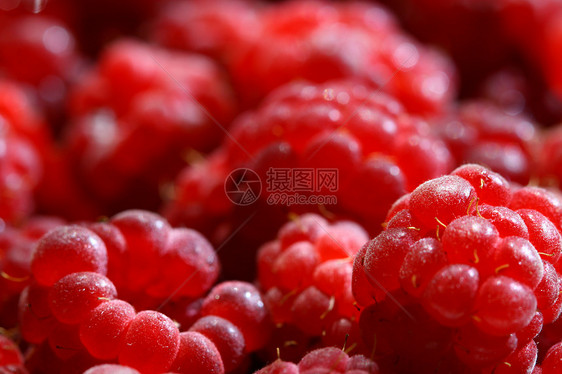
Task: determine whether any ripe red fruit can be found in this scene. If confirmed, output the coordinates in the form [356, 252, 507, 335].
[65, 38, 235, 215]
[434, 102, 537, 185]
[31, 225, 108, 286]
[118, 311, 180, 373]
[165, 79, 453, 281]
[354, 164, 559, 370]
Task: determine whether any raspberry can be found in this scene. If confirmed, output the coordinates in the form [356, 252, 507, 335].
[221, 0, 456, 114]
[432, 101, 538, 185]
[64, 38, 236, 215]
[354, 164, 562, 370]
[257, 214, 369, 362]
[165, 79, 453, 280]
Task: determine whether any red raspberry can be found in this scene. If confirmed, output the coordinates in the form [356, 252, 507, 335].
[165, 79, 453, 280]
[257, 214, 369, 362]
[432, 100, 538, 185]
[152, 0, 456, 115]
[229, 0, 456, 114]
[353, 164, 562, 371]
[64, 38, 236, 215]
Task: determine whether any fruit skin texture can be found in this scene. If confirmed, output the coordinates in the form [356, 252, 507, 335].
[48, 271, 117, 324]
[118, 310, 180, 374]
[31, 225, 108, 287]
[189, 315, 245, 373]
[542, 341, 562, 374]
[201, 281, 271, 352]
[169, 331, 225, 374]
[79, 300, 136, 360]
[473, 275, 537, 336]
